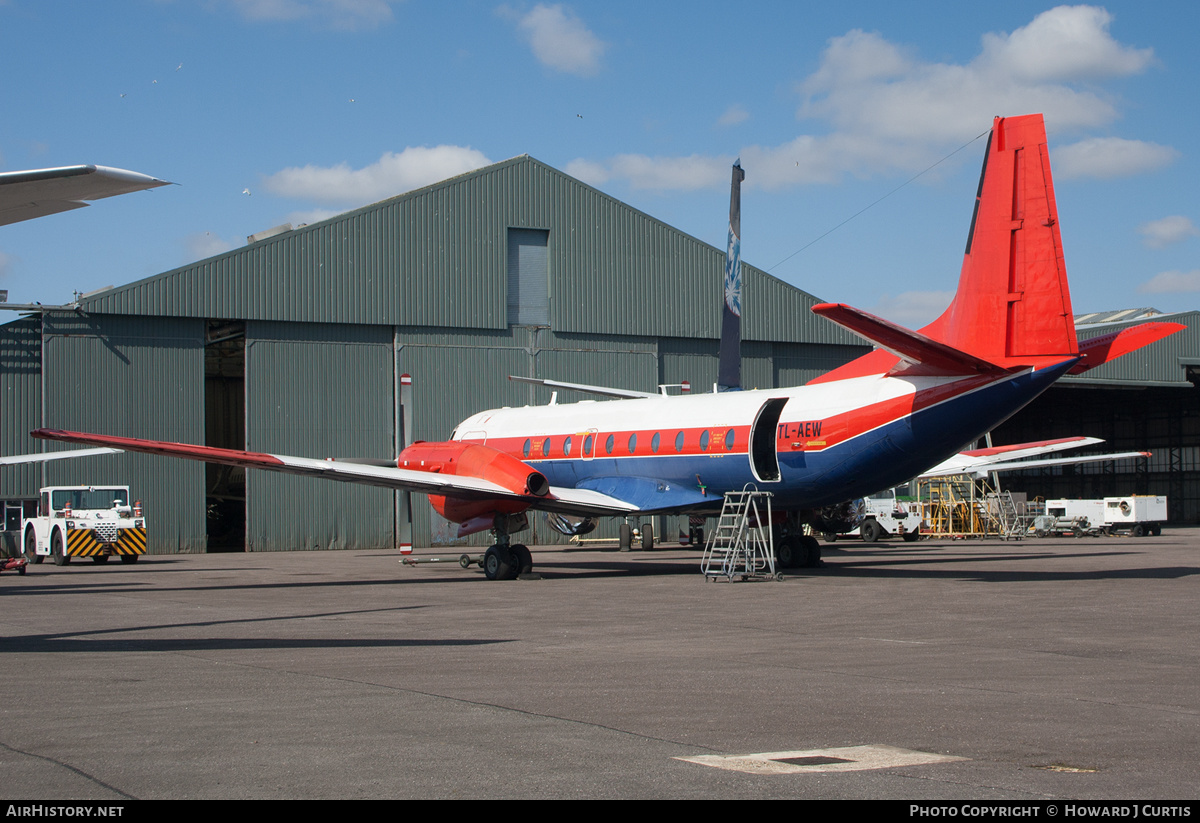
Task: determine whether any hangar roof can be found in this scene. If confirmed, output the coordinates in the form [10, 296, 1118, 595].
[74, 155, 859, 347]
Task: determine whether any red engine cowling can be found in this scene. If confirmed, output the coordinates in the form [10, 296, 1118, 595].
[397, 440, 549, 527]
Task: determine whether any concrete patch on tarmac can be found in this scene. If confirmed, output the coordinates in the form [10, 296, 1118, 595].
[677, 744, 968, 775]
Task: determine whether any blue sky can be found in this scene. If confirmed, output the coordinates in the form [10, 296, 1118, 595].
[2, 0, 1197, 327]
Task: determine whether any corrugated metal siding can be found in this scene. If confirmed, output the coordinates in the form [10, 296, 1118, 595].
[40, 313, 206, 553]
[774, 342, 873, 386]
[78, 156, 859, 347]
[245, 320, 395, 551]
[0, 316, 42, 497]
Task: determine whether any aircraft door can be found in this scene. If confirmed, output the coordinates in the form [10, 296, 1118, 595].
[749, 398, 788, 482]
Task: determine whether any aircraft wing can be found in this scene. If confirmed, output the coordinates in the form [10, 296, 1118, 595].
[0, 165, 172, 227]
[810, 303, 1008, 375]
[31, 429, 638, 517]
[921, 436, 1149, 479]
[0, 446, 122, 465]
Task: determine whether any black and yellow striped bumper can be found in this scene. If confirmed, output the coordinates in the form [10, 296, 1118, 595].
[65, 527, 147, 557]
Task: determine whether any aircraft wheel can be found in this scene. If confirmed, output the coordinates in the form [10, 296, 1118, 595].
[798, 535, 822, 568]
[775, 536, 798, 569]
[618, 524, 632, 552]
[640, 522, 654, 551]
[483, 545, 517, 580]
[24, 529, 42, 564]
[120, 554, 140, 564]
[510, 544, 533, 577]
[860, 520, 882, 542]
[902, 530, 919, 543]
[51, 531, 69, 566]
[92, 555, 110, 564]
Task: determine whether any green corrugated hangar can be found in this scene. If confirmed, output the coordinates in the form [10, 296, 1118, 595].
[1, 155, 872, 552]
[3, 156, 1200, 553]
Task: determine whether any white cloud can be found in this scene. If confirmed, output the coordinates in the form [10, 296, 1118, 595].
[226, 0, 396, 29]
[1139, 270, 1200, 294]
[605, 154, 732, 192]
[717, 105, 749, 127]
[1053, 137, 1178, 179]
[866, 291, 954, 329]
[976, 5, 1155, 82]
[264, 145, 493, 205]
[507, 4, 607, 76]
[563, 158, 610, 186]
[184, 232, 236, 261]
[573, 5, 1168, 193]
[1138, 216, 1199, 249]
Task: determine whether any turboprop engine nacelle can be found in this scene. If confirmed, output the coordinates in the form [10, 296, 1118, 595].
[398, 440, 549, 528]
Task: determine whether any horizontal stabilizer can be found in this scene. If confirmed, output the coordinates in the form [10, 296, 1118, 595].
[811, 303, 1008, 375]
[1067, 322, 1187, 375]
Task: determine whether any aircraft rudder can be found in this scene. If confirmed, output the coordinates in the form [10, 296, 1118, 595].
[923, 114, 1077, 367]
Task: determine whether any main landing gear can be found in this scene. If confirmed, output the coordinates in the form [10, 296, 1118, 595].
[774, 533, 822, 570]
[482, 543, 533, 581]
[618, 521, 654, 552]
[482, 513, 535, 580]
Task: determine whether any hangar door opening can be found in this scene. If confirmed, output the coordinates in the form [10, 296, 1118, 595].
[205, 320, 245, 551]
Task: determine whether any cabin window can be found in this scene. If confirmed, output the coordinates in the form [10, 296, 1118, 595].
[700, 431, 710, 452]
[542, 437, 551, 457]
[605, 434, 614, 455]
[564, 436, 573, 456]
[674, 431, 684, 453]
[628, 433, 637, 453]
[724, 429, 735, 451]
[651, 433, 660, 453]
[523, 439, 531, 458]
[583, 434, 593, 456]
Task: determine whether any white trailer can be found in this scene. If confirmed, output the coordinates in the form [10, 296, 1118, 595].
[1103, 495, 1167, 536]
[22, 486, 147, 565]
[1037, 495, 1166, 537]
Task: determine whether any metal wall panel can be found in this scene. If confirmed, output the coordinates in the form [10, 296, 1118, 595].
[40, 313, 206, 553]
[245, 321, 395, 551]
[0, 316, 42, 497]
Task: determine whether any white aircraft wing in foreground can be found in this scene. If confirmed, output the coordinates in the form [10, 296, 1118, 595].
[0, 165, 171, 227]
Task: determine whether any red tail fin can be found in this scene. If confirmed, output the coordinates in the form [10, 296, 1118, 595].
[921, 114, 1077, 368]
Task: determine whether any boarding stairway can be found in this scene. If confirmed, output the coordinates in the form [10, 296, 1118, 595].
[700, 486, 777, 581]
